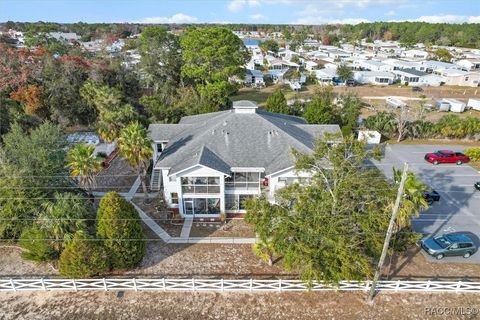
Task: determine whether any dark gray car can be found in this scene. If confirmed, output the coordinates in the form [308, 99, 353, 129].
[420, 233, 477, 260]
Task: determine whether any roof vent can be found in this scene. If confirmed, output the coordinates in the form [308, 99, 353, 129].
[232, 100, 258, 114]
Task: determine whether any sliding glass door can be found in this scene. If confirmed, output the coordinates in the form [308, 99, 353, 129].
[183, 198, 221, 215]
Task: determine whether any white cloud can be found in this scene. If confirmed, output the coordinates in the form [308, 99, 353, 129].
[385, 10, 396, 16]
[227, 0, 293, 12]
[415, 14, 480, 23]
[250, 13, 266, 20]
[139, 13, 198, 24]
[227, 0, 261, 12]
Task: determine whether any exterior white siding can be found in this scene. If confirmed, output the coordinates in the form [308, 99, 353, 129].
[161, 165, 227, 217]
[268, 168, 312, 201]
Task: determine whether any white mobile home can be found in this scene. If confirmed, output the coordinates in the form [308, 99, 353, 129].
[441, 99, 466, 113]
[467, 98, 480, 111]
[436, 69, 480, 87]
[455, 59, 480, 71]
[353, 71, 395, 85]
[393, 68, 441, 86]
[245, 69, 265, 87]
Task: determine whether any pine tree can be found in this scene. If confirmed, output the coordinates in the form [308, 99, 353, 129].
[59, 231, 109, 278]
[265, 89, 289, 114]
[96, 192, 145, 269]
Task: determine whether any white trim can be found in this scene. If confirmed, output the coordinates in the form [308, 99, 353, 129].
[169, 164, 230, 178]
[231, 167, 265, 172]
[266, 166, 295, 178]
[3, 278, 480, 293]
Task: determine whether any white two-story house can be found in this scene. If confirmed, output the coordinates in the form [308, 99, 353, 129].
[148, 101, 341, 218]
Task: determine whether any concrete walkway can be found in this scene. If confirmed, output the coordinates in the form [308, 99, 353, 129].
[92, 176, 141, 200]
[125, 176, 141, 201]
[119, 176, 256, 244]
[180, 217, 193, 238]
[131, 202, 172, 242]
[131, 204, 256, 244]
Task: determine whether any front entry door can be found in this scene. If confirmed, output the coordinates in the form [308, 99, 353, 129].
[184, 200, 194, 215]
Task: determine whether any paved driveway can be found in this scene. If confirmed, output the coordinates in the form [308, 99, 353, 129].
[373, 144, 480, 264]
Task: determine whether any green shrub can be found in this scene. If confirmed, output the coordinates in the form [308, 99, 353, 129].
[464, 147, 480, 162]
[59, 231, 109, 278]
[96, 192, 145, 269]
[19, 226, 56, 262]
[265, 89, 289, 114]
[341, 125, 353, 137]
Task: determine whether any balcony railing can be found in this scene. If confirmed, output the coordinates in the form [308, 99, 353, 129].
[224, 182, 260, 190]
[181, 185, 220, 194]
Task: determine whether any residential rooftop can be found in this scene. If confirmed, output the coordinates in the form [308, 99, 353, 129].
[149, 102, 341, 176]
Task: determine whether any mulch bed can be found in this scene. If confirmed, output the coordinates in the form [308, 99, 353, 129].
[131, 197, 184, 238]
[189, 219, 256, 238]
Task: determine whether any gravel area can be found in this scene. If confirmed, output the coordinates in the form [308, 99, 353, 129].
[0, 246, 57, 277]
[2, 240, 480, 280]
[132, 197, 184, 237]
[1, 291, 479, 320]
[4, 240, 480, 282]
[189, 219, 256, 238]
[94, 157, 137, 193]
[127, 243, 290, 278]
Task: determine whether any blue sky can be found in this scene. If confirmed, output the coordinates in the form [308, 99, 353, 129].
[1, 0, 479, 24]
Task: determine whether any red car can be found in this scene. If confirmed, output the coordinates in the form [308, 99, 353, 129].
[424, 150, 470, 165]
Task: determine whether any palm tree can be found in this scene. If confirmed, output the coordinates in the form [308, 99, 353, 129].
[38, 192, 92, 253]
[392, 168, 429, 230]
[117, 122, 153, 202]
[365, 112, 397, 138]
[66, 144, 103, 193]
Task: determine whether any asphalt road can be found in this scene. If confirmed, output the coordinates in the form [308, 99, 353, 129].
[373, 144, 480, 264]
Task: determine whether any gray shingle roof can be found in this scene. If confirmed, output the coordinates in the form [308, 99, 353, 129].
[398, 68, 428, 77]
[149, 105, 341, 176]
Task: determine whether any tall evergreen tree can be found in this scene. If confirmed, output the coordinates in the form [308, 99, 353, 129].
[303, 88, 337, 124]
[265, 89, 289, 114]
[96, 192, 145, 269]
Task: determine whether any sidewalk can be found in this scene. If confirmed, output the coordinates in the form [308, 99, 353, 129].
[132, 203, 256, 244]
[125, 176, 257, 244]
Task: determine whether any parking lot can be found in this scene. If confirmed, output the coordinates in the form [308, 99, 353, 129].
[374, 144, 480, 263]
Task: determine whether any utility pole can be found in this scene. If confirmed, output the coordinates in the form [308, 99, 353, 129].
[367, 162, 409, 303]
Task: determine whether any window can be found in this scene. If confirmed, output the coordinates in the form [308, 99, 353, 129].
[239, 195, 253, 210]
[181, 176, 220, 194]
[225, 194, 254, 211]
[183, 198, 220, 215]
[225, 172, 261, 190]
[156, 143, 163, 152]
[171, 193, 178, 204]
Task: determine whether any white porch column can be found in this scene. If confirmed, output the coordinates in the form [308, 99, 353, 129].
[220, 175, 226, 213]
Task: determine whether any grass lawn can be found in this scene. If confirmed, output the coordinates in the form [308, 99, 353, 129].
[387, 139, 480, 147]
